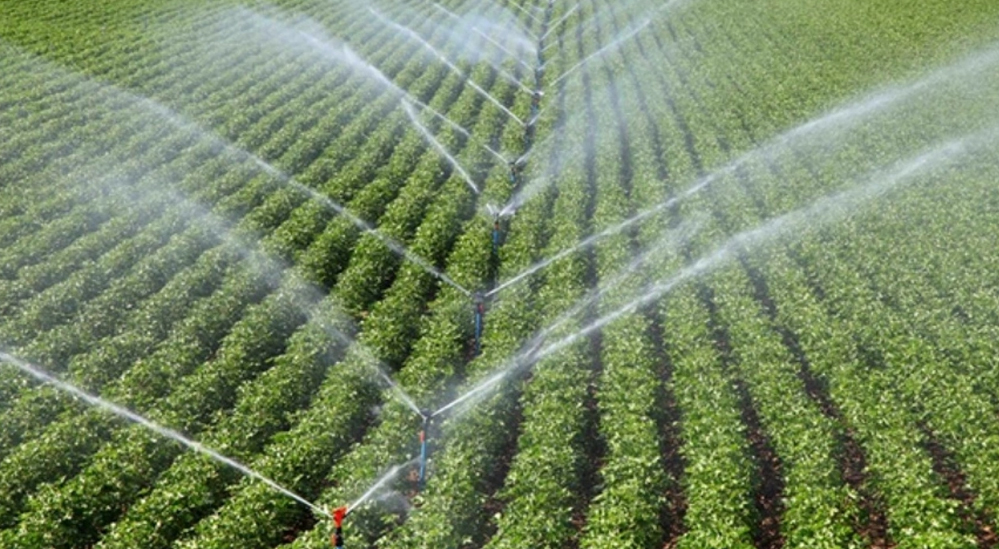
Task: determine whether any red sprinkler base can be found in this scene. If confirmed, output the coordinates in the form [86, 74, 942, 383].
[331, 506, 347, 548]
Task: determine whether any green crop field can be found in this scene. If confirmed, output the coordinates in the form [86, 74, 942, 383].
[3, 0, 999, 547]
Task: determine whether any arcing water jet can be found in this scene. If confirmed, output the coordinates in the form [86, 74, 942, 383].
[401, 100, 481, 195]
[369, 8, 526, 126]
[552, 19, 651, 85]
[540, 4, 580, 41]
[0, 351, 326, 516]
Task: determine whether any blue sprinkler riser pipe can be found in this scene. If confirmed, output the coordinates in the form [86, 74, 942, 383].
[418, 434, 428, 487]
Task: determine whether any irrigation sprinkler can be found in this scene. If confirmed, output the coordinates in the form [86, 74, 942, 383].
[485, 203, 513, 257]
[531, 90, 544, 116]
[330, 506, 348, 548]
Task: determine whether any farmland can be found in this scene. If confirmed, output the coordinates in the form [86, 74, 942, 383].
[3, 0, 999, 547]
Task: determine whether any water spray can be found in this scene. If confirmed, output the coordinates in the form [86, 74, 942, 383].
[0, 351, 326, 516]
[510, 3, 543, 28]
[399, 96, 504, 161]
[540, 4, 580, 41]
[464, 134, 987, 421]
[347, 459, 419, 512]
[552, 19, 651, 85]
[370, 8, 526, 127]
[39, 26, 477, 301]
[472, 26, 534, 72]
[294, 29, 508, 166]
[430, 2, 460, 21]
[374, 364, 424, 417]
[401, 100, 481, 195]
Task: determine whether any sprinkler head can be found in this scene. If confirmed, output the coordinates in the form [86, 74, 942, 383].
[420, 408, 433, 421]
[332, 506, 348, 527]
[472, 290, 486, 306]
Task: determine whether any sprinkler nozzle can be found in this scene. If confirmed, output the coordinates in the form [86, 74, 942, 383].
[332, 506, 348, 528]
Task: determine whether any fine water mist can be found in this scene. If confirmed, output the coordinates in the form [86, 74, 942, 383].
[221, 8, 494, 155]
